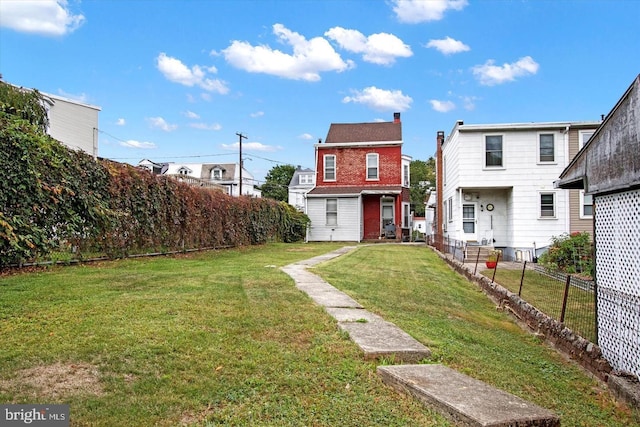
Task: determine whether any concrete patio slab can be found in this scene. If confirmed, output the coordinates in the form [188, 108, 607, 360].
[378, 364, 560, 427]
[338, 320, 431, 363]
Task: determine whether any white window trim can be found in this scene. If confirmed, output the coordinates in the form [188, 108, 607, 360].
[366, 153, 379, 181]
[537, 132, 556, 164]
[443, 155, 447, 186]
[403, 164, 410, 187]
[324, 154, 336, 182]
[579, 131, 595, 149]
[402, 202, 411, 228]
[299, 174, 313, 185]
[326, 198, 338, 226]
[447, 197, 453, 222]
[580, 190, 594, 219]
[484, 134, 505, 169]
[539, 192, 557, 219]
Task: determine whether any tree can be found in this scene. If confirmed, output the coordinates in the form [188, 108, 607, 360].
[260, 164, 296, 202]
[0, 80, 49, 133]
[409, 158, 435, 216]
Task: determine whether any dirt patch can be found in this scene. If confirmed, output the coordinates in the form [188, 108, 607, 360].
[0, 362, 103, 399]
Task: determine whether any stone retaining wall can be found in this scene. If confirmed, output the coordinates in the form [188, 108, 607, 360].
[435, 250, 612, 381]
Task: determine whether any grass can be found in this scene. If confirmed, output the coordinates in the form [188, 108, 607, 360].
[313, 245, 638, 427]
[0, 243, 636, 426]
[480, 267, 597, 342]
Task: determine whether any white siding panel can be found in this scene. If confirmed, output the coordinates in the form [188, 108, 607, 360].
[307, 197, 360, 241]
[47, 97, 99, 157]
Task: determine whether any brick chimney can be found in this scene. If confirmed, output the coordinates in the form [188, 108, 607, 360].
[393, 112, 401, 124]
[435, 130, 445, 250]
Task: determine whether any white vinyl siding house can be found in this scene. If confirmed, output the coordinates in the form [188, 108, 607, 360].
[306, 196, 360, 241]
[438, 120, 600, 260]
[287, 167, 315, 211]
[44, 92, 100, 158]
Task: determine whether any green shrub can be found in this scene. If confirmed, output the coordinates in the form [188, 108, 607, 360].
[538, 232, 593, 278]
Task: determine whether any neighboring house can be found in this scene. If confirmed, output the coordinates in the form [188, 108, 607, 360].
[43, 92, 101, 158]
[424, 191, 436, 238]
[435, 119, 600, 260]
[138, 160, 261, 197]
[412, 216, 426, 238]
[555, 74, 640, 380]
[138, 159, 169, 175]
[7, 84, 101, 157]
[306, 112, 411, 242]
[288, 166, 315, 211]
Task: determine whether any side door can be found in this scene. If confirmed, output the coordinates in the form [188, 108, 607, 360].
[462, 203, 477, 242]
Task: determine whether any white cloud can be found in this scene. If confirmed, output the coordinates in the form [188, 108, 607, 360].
[57, 89, 88, 103]
[392, 0, 468, 23]
[429, 99, 456, 113]
[222, 23, 354, 81]
[299, 133, 313, 140]
[342, 86, 412, 112]
[116, 118, 126, 126]
[426, 37, 470, 55]
[184, 110, 200, 119]
[221, 141, 282, 152]
[119, 140, 156, 149]
[148, 117, 178, 132]
[0, 0, 85, 36]
[156, 53, 229, 94]
[250, 111, 264, 118]
[189, 122, 222, 131]
[472, 56, 539, 86]
[325, 27, 412, 65]
[461, 95, 478, 111]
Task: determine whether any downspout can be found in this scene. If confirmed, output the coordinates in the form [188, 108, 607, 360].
[358, 194, 362, 242]
[563, 125, 571, 233]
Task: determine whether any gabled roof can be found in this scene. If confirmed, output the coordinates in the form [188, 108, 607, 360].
[555, 74, 640, 194]
[325, 121, 401, 144]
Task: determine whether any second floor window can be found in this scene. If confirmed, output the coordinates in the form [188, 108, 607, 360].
[539, 134, 555, 162]
[299, 174, 313, 184]
[485, 135, 503, 167]
[403, 164, 409, 187]
[324, 155, 336, 181]
[212, 169, 222, 179]
[367, 153, 379, 180]
[540, 193, 556, 218]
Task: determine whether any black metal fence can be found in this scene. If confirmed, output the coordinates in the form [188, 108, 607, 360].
[427, 237, 597, 344]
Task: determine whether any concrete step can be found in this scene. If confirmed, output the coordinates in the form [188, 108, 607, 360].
[328, 307, 431, 363]
[378, 364, 560, 427]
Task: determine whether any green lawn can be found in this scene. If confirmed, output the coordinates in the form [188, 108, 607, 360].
[0, 243, 636, 426]
[480, 267, 597, 342]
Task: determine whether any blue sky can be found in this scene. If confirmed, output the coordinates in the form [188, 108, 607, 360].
[1, 0, 639, 184]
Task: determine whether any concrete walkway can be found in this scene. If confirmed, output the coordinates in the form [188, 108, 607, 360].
[281, 246, 560, 427]
[281, 246, 431, 363]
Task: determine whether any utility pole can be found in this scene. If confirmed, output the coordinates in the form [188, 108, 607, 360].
[236, 132, 247, 196]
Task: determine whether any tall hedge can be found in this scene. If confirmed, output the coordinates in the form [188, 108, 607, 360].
[0, 111, 309, 268]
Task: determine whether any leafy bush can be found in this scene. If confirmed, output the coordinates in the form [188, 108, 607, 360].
[0, 84, 309, 267]
[538, 232, 593, 278]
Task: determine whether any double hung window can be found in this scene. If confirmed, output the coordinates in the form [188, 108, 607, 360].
[366, 153, 379, 180]
[324, 155, 336, 181]
[485, 135, 503, 167]
[539, 134, 555, 162]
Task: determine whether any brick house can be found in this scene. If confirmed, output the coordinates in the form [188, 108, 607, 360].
[306, 113, 411, 242]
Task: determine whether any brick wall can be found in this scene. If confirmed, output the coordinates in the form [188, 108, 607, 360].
[316, 145, 401, 186]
